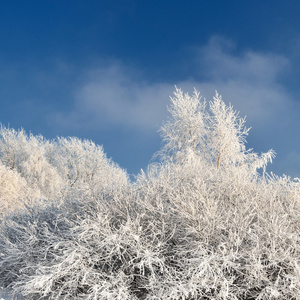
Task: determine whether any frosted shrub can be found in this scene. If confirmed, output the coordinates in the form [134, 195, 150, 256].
[0, 126, 128, 214]
[48, 137, 128, 198]
[1, 88, 300, 299]
[0, 161, 40, 216]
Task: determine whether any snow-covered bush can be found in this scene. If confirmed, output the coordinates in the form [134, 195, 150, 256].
[0, 126, 128, 214]
[47, 137, 128, 198]
[0, 88, 300, 299]
[0, 161, 40, 216]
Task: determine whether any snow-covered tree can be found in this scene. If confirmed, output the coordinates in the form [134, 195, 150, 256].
[160, 87, 275, 176]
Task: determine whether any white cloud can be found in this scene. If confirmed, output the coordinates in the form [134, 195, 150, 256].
[196, 36, 289, 84]
[53, 64, 174, 131]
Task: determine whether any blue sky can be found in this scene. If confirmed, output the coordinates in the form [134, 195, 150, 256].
[1, 1, 300, 177]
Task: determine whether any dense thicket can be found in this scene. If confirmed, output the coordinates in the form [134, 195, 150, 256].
[0, 128, 128, 216]
[0, 88, 300, 299]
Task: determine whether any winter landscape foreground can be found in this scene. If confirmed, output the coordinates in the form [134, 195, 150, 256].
[0, 88, 300, 299]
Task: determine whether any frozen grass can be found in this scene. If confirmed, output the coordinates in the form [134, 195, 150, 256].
[0, 88, 300, 299]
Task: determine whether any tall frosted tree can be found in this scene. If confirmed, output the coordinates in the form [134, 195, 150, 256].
[160, 87, 275, 176]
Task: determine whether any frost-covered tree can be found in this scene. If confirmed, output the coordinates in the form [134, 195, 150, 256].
[160, 87, 275, 176]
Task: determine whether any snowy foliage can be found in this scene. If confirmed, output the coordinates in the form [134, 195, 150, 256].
[0, 88, 300, 299]
[0, 161, 39, 215]
[0, 126, 128, 216]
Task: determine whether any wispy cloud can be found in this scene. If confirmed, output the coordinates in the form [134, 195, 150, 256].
[196, 36, 289, 83]
[53, 64, 174, 132]
[193, 37, 293, 124]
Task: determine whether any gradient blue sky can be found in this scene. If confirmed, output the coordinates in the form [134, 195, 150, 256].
[1, 0, 300, 176]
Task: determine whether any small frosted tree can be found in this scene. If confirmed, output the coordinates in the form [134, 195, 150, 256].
[0, 126, 29, 171]
[0, 125, 128, 213]
[0, 125, 63, 200]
